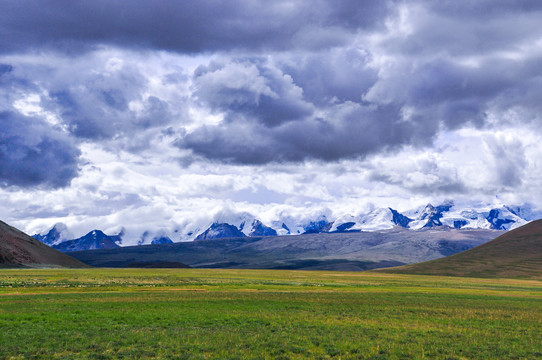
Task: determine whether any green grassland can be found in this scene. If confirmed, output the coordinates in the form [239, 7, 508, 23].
[0, 269, 541, 359]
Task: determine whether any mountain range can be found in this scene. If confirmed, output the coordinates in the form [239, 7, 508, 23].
[33, 202, 537, 252]
[70, 226, 504, 271]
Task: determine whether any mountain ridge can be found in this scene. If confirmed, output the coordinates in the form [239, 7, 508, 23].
[70, 226, 504, 270]
[33, 201, 537, 249]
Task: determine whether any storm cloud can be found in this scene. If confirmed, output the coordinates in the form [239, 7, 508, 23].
[0, 0, 389, 54]
[0, 111, 80, 188]
[193, 59, 314, 127]
[1, 1, 541, 169]
[179, 101, 423, 164]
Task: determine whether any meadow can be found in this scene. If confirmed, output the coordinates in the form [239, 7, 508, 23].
[0, 268, 541, 359]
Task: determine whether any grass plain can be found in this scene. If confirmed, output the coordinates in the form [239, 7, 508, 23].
[0, 268, 541, 359]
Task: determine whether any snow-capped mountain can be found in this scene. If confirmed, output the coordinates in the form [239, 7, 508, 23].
[302, 216, 333, 234]
[189, 202, 531, 240]
[32, 223, 73, 246]
[248, 220, 277, 237]
[453, 205, 528, 230]
[33, 202, 539, 246]
[194, 223, 246, 240]
[197, 211, 332, 238]
[52, 229, 122, 252]
[406, 202, 528, 231]
[208, 211, 258, 237]
[138, 230, 174, 245]
[329, 207, 412, 232]
[407, 203, 449, 229]
[150, 236, 174, 245]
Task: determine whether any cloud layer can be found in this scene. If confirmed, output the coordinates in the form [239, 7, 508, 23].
[0, 0, 390, 54]
[1, 0, 542, 237]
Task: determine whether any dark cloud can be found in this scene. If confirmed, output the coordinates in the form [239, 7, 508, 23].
[43, 64, 151, 140]
[171, 0, 542, 165]
[181, 56, 433, 164]
[177, 103, 436, 164]
[0, 111, 80, 188]
[280, 47, 378, 105]
[49, 89, 172, 141]
[2, 0, 542, 173]
[380, 1, 542, 57]
[362, 2, 542, 130]
[4, 57, 183, 145]
[193, 59, 313, 127]
[0, 0, 389, 54]
[426, 0, 542, 19]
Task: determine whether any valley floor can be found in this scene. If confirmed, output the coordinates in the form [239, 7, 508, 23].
[0, 269, 541, 359]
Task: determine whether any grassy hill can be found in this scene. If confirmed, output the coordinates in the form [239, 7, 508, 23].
[0, 220, 87, 268]
[380, 219, 542, 278]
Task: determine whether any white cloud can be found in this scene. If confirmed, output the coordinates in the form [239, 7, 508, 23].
[2, 1, 542, 240]
[5, 122, 542, 241]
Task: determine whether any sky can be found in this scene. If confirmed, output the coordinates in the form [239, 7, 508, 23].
[1, 0, 542, 241]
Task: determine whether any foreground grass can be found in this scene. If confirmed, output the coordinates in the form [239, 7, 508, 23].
[0, 269, 541, 359]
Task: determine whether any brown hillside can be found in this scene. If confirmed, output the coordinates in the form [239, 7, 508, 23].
[379, 219, 542, 279]
[0, 220, 87, 268]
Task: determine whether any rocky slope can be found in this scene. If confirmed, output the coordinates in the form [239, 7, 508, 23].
[0, 220, 87, 268]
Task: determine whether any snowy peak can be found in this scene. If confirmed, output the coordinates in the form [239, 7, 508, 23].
[210, 211, 257, 237]
[194, 215, 278, 240]
[138, 230, 173, 246]
[365, 201, 531, 231]
[30, 201, 538, 246]
[248, 220, 277, 237]
[280, 223, 291, 235]
[418, 204, 443, 228]
[503, 205, 537, 220]
[32, 222, 72, 246]
[150, 236, 173, 245]
[408, 202, 453, 229]
[419, 204, 436, 220]
[52, 229, 121, 252]
[426, 203, 528, 231]
[389, 208, 412, 228]
[359, 208, 395, 231]
[194, 223, 246, 240]
[303, 216, 333, 234]
[485, 207, 526, 230]
[330, 208, 411, 233]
